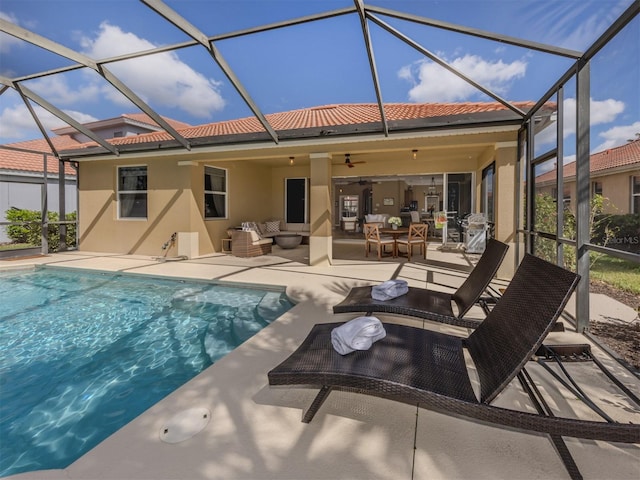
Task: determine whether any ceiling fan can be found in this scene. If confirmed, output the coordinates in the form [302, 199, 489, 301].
[347, 177, 380, 186]
[343, 153, 366, 168]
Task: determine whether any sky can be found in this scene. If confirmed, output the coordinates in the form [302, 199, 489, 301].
[0, 0, 638, 158]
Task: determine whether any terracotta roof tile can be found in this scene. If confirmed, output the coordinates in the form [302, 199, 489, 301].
[11, 102, 632, 179]
[590, 138, 640, 171]
[75, 102, 539, 148]
[536, 139, 640, 183]
[0, 135, 81, 175]
[121, 113, 192, 131]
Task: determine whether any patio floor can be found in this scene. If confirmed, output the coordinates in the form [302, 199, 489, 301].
[3, 241, 639, 480]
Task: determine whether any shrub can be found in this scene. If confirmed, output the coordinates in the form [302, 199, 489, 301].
[592, 213, 640, 253]
[534, 193, 619, 270]
[4, 208, 77, 251]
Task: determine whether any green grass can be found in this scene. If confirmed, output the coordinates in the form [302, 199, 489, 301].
[0, 243, 36, 251]
[590, 254, 640, 295]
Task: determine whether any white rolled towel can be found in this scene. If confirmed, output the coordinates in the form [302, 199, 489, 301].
[331, 316, 386, 355]
[371, 279, 409, 301]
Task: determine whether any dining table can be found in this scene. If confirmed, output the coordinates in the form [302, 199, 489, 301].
[378, 227, 409, 258]
[379, 227, 409, 239]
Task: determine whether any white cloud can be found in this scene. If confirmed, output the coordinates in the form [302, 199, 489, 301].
[399, 54, 527, 102]
[563, 97, 625, 132]
[79, 22, 225, 118]
[561, 97, 625, 137]
[535, 97, 627, 151]
[0, 103, 98, 140]
[0, 11, 23, 55]
[26, 75, 102, 106]
[593, 121, 640, 153]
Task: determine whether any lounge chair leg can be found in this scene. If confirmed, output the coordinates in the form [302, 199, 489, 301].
[517, 370, 584, 480]
[302, 385, 333, 423]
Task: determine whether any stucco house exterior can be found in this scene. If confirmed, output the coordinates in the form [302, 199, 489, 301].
[0, 114, 191, 243]
[1, 102, 553, 275]
[535, 138, 640, 214]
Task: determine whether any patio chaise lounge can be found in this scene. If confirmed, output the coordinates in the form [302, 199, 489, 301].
[333, 237, 509, 329]
[268, 254, 640, 479]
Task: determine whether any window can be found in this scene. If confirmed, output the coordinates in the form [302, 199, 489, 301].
[113, 131, 123, 138]
[204, 166, 227, 219]
[481, 163, 495, 223]
[118, 166, 147, 219]
[340, 195, 358, 217]
[592, 181, 602, 197]
[563, 190, 571, 210]
[633, 176, 640, 213]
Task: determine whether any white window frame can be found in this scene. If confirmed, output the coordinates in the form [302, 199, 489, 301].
[204, 166, 228, 219]
[591, 180, 603, 197]
[117, 165, 147, 220]
[632, 175, 640, 213]
[481, 162, 495, 223]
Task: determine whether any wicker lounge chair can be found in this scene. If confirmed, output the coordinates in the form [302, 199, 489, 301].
[268, 254, 640, 479]
[333, 237, 508, 328]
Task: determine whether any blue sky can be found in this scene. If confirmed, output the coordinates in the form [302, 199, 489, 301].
[0, 0, 638, 157]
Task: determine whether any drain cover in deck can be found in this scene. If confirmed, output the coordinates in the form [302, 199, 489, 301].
[160, 407, 211, 444]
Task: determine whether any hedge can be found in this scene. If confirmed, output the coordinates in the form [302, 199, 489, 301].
[4, 207, 77, 251]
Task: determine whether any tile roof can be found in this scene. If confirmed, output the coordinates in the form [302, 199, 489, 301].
[6, 102, 632, 178]
[1, 114, 192, 175]
[121, 113, 192, 131]
[536, 139, 640, 183]
[107, 102, 538, 146]
[0, 136, 82, 176]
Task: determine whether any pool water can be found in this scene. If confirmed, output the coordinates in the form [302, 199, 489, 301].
[0, 267, 293, 478]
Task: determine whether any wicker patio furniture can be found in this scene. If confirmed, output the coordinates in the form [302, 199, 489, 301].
[268, 254, 640, 480]
[333, 237, 508, 329]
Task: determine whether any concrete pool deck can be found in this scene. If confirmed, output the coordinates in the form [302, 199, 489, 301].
[3, 245, 639, 480]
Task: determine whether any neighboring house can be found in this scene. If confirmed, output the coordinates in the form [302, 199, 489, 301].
[50, 113, 192, 143]
[535, 139, 640, 214]
[0, 114, 191, 243]
[2, 102, 554, 272]
[0, 136, 78, 244]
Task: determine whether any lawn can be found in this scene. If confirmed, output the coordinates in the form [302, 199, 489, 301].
[591, 254, 640, 295]
[0, 243, 35, 251]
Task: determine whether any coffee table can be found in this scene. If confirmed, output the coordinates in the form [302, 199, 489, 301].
[274, 233, 302, 249]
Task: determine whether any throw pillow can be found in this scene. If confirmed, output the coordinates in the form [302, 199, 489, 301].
[265, 220, 280, 233]
[254, 222, 265, 236]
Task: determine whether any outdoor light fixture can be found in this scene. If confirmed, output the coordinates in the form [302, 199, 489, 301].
[428, 176, 437, 195]
[289, 157, 294, 165]
[412, 149, 418, 160]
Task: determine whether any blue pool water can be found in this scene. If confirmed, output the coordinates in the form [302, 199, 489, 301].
[0, 267, 293, 478]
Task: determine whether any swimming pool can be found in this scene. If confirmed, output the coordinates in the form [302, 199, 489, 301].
[0, 267, 293, 478]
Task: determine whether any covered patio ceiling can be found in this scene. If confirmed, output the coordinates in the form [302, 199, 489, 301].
[0, 1, 637, 159]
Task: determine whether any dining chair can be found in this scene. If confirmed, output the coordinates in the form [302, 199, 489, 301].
[396, 223, 427, 261]
[363, 223, 395, 260]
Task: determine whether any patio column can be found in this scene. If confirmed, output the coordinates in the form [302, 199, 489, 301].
[308, 152, 333, 266]
[494, 141, 518, 278]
